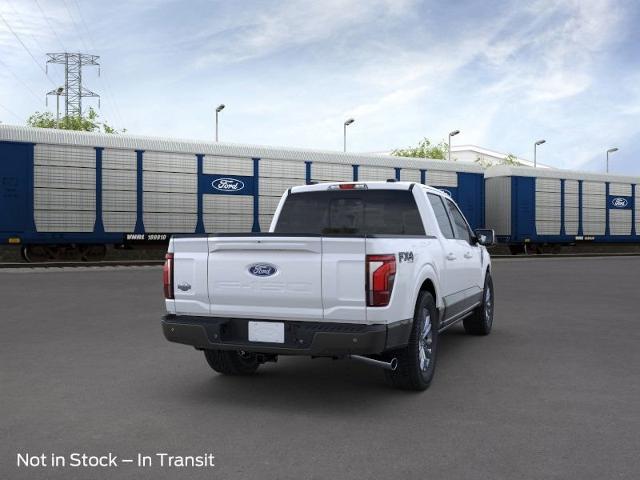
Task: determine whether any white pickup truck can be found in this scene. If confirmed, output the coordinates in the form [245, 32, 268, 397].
[162, 181, 495, 390]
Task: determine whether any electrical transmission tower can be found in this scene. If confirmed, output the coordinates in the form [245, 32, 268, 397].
[46, 53, 100, 117]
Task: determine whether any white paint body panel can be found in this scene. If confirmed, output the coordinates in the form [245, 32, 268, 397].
[208, 237, 324, 321]
[167, 182, 491, 327]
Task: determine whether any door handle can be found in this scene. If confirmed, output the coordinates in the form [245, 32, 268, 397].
[464, 252, 473, 259]
[446, 253, 456, 261]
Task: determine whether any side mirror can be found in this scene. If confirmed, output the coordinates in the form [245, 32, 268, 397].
[474, 229, 495, 246]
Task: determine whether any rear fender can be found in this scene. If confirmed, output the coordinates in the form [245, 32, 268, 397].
[412, 263, 443, 315]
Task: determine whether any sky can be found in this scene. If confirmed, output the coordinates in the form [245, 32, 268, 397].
[1, 0, 639, 174]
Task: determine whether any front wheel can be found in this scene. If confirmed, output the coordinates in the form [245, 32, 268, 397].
[204, 349, 260, 375]
[384, 291, 439, 391]
[463, 272, 494, 335]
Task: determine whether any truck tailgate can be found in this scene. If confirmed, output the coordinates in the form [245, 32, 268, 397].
[207, 236, 323, 321]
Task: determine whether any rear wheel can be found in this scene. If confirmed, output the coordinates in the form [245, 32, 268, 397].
[384, 291, 439, 391]
[204, 349, 260, 375]
[463, 272, 494, 335]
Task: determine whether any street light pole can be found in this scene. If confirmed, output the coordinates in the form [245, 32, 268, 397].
[606, 147, 618, 173]
[55, 87, 63, 127]
[343, 118, 354, 152]
[215, 104, 225, 142]
[534, 139, 546, 168]
[448, 130, 460, 161]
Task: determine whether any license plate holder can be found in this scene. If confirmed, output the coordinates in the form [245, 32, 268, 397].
[248, 321, 285, 343]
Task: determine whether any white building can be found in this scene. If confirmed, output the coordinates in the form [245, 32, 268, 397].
[450, 145, 552, 168]
[369, 145, 553, 169]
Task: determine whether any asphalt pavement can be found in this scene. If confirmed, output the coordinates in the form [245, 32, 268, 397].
[1, 257, 639, 479]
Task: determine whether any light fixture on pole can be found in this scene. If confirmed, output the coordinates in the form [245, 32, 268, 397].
[533, 139, 546, 168]
[343, 118, 355, 152]
[45, 85, 66, 127]
[448, 130, 460, 161]
[215, 104, 225, 142]
[606, 147, 618, 173]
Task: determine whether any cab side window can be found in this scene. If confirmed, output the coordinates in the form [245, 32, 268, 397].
[444, 198, 472, 243]
[427, 193, 455, 239]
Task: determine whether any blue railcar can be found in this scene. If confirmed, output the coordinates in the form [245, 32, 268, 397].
[485, 165, 639, 253]
[0, 125, 485, 261]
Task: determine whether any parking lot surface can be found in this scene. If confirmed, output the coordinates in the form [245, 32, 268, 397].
[1, 257, 639, 479]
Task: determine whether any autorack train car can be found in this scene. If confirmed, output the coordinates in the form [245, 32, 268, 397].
[0, 125, 485, 261]
[485, 165, 640, 253]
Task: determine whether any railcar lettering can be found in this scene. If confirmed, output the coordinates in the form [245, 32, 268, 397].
[126, 234, 168, 241]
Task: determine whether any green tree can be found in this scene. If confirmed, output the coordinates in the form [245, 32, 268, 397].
[503, 153, 521, 165]
[27, 107, 125, 134]
[392, 138, 450, 160]
[475, 152, 522, 168]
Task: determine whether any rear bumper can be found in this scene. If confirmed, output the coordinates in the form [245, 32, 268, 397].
[162, 315, 412, 356]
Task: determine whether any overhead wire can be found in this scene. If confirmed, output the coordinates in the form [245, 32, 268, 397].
[69, 0, 125, 127]
[0, 11, 57, 87]
[0, 101, 23, 122]
[0, 57, 45, 102]
[33, 0, 68, 52]
[5, 0, 65, 85]
[61, 0, 90, 52]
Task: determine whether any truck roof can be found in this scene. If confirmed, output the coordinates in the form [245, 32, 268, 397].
[290, 181, 448, 196]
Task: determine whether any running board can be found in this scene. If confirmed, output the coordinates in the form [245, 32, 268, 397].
[439, 302, 481, 332]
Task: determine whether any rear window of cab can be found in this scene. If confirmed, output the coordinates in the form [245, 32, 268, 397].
[274, 190, 425, 236]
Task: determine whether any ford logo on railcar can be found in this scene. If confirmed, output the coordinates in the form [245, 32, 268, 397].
[248, 263, 278, 277]
[212, 178, 245, 192]
[611, 197, 628, 208]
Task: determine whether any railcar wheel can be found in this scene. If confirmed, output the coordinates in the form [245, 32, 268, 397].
[80, 244, 107, 262]
[21, 245, 53, 263]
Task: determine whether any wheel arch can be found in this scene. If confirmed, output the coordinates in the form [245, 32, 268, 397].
[412, 264, 443, 315]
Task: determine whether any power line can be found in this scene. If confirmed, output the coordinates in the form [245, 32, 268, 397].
[6, 0, 63, 85]
[69, 0, 125, 127]
[0, 101, 23, 122]
[0, 57, 44, 102]
[33, 0, 68, 52]
[0, 11, 57, 87]
[61, 0, 90, 52]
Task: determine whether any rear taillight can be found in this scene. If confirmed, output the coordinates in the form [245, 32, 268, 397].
[163, 253, 174, 299]
[366, 254, 396, 307]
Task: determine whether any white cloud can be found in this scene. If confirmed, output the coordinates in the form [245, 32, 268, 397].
[192, 0, 419, 67]
[1, 0, 638, 175]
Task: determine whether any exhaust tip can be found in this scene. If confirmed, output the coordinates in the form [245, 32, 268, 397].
[389, 358, 398, 371]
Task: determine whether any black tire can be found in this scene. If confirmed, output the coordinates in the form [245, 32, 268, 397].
[203, 349, 260, 375]
[463, 272, 494, 335]
[384, 291, 439, 391]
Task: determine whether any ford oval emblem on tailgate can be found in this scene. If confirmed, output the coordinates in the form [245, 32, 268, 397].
[248, 263, 277, 277]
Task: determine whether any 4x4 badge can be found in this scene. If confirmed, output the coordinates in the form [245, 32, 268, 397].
[399, 252, 414, 263]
